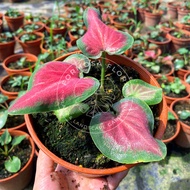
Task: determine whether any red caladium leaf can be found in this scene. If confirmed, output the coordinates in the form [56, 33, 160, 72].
[76, 7, 134, 59]
[8, 61, 100, 115]
[122, 79, 163, 105]
[90, 97, 166, 164]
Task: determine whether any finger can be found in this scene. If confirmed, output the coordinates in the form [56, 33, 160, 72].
[107, 169, 129, 190]
[36, 150, 56, 176]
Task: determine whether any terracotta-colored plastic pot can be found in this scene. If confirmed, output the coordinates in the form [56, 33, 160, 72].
[16, 31, 44, 56]
[168, 29, 190, 53]
[144, 10, 164, 27]
[25, 52, 168, 177]
[177, 7, 190, 22]
[110, 15, 135, 30]
[45, 21, 67, 36]
[0, 130, 35, 190]
[174, 22, 190, 32]
[0, 37, 16, 62]
[170, 98, 190, 148]
[0, 72, 31, 99]
[147, 33, 172, 54]
[162, 107, 180, 144]
[167, 2, 180, 20]
[4, 12, 24, 32]
[2, 53, 37, 75]
[137, 8, 145, 23]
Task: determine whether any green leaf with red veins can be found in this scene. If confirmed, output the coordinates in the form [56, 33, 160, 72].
[8, 61, 99, 115]
[122, 79, 163, 105]
[64, 54, 91, 74]
[90, 97, 166, 164]
[76, 7, 134, 59]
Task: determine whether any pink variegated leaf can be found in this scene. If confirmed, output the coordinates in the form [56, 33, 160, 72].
[144, 50, 157, 59]
[8, 61, 99, 115]
[90, 97, 166, 164]
[64, 54, 91, 73]
[76, 8, 134, 59]
[122, 79, 162, 105]
[162, 55, 173, 63]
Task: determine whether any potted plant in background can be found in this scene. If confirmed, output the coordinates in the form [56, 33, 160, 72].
[170, 97, 190, 148]
[2, 53, 37, 75]
[0, 129, 35, 190]
[41, 34, 69, 60]
[45, 14, 67, 37]
[0, 32, 16, 62]
[0, 94, 26, 131]
[134, 54, 174, 79]
[175, 13, 190, 31]
[157, 75, 190, 106]
[24, 13, 47, 25]
[16, 22, 45, 34]
[147, 27, 172, 54]
[177, 1, 190, 21]
[4, 8, 24, 32]
[16, 31, 44, 56]
[173, 47, 190, 80]
[8, 7, 167, 177]
[167, 1, 181, 20]
[144, 0, 164, 27]
[0, 72, 30, 99]
[168, 28, 190, 53]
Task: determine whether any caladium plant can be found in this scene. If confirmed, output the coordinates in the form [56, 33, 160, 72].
[8, 7, 166, 165]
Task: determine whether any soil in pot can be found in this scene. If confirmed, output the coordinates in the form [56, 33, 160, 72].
[3, 115, 25, 129]
[144, 64, 173, 76]
[31, 62, 161, 169]
[162, 118, 177, 140]
[0, 138, 32, 179]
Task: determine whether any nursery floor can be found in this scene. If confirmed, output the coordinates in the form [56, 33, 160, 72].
[0, 1, 190, 190]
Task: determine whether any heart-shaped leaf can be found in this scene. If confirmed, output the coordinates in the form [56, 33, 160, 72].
[90, 97, 166, 164]
[64, 54, 91, 74]
[8, 61, 100, 115]
[76, 7, 134, 59]
[5, 156, 21, 173]
[54, 103, 89, 123]
[122, 79, 163, 105]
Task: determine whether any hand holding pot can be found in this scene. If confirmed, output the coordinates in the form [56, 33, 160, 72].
[33, 150, 129, 190]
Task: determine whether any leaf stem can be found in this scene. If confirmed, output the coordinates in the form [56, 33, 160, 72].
[100, 52, 106, 93]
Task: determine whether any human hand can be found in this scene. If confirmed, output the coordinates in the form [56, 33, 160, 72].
[33, 150, 129, 190]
